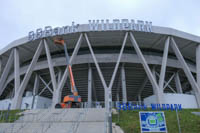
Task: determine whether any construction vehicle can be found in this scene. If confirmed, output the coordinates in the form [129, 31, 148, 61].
[54, 37, 81, 108]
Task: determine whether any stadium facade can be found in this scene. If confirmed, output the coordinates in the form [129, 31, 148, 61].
[0, 19, 200, 110]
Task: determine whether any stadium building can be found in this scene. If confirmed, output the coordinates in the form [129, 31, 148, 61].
[0, 19, 200, 110]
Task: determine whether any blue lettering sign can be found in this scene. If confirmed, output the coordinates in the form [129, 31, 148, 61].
[117, 103, 182, 111]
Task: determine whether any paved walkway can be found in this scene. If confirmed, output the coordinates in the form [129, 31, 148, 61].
[191, 112, 200, 116]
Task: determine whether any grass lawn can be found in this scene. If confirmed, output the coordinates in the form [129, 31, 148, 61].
[112, 109, 200, 133]
[0, 110, 23, 123]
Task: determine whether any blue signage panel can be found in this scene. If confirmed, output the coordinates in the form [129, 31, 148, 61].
[139, 112, 167, 132]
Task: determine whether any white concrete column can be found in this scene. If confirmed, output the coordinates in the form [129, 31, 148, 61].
[0, 50, 14, 96]
[116, 76, 121, 101]
[85, 33, 108, 104]
[137, 76, 148, 98]
[52, 89, 62, 108]
[57, 68, 62, 84]
[85, 32, 128, 133]
[152, 66, 157, 94]
[197, 45, 200, 88]
[44, 39, 57, 90]
[116, 93, 120, 102]
[33, 74, 39, 95]
[14, 48, 20, 94]
[32, 73, 39, 109]
[175, 72, 183, 93]
[11, 40, 44, 109]
[92, 76, 97, 101]
[88, 64, 92, 107]
[0, 57, 2, 76]
[138, 95, 141, 105]
[171, 37, 200, 107]
[129, 32, 163, 104]
[159, 37, 169, 91]
[121, 65, 127, 102]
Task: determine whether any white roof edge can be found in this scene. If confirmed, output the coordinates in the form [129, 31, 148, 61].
[0, 25, 200, 56]
[0, 36, 28, 55]
[153, 26, 200, 43]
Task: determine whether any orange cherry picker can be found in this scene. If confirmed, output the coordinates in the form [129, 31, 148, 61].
[54, 37, 81, 108]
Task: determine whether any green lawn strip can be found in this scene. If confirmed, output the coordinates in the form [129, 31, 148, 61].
[112, 109, 200, 133]
[177, 109, 200, 133]
[0, 110, 23, 123]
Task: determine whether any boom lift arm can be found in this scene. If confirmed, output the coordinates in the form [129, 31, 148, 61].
[54, 39, 78, 96]
[54, 38, 81, 108]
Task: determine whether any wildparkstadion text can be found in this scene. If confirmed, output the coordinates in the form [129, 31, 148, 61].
[116, 103, 182, 111]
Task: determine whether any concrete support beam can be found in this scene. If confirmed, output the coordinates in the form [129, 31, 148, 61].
[2, 52, 197, 95]
[52, 88, 61, 108]
[129, 32, 163, 104]
[116, 75, 121, 101]
[197, 45, 200, 88]
[116, 93, 119, 102]
[11, 40, 43, 109]
[38, 74, 58, 97]
[85, 32, 128, 133]
[44, 39, 57, 90]
[57, 68, 62, 84]
[138, 95, 141, 105]
[152, 66, 157, 94]
[92, 73, 97, 101]
[137, 76, 148, 98]
[0, 50, 14, 96]
[88, 64, 92, 107]
[32, 73, 39, 109]
[52, 34, 83, 107]
[14, 48, 20, 94]
[85, 33, 108, 110]
[38, 80, 52, 96]
[121, 65, 127, 102]
[156, 72, 176, 93]
[175, 72, 183, 93]
[106, 32, 128, 116]
[163, 73, 175, 90]
[33, 74, 39, 96]
[170, 37, 200, 107]
[159, 37, 169, 90]
[0, 57, 2, 76]
[85, 32, 128, 102]
[39, 75, 53, 94]
[106, 32, 128, 133]
[85, 33, 109, 103]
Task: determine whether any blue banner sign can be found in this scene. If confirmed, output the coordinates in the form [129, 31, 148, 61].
[139, 112, 167, 132]
[116, 102, 182, 111]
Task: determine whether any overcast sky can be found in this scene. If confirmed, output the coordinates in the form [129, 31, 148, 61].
[0, 0, 200, 49]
